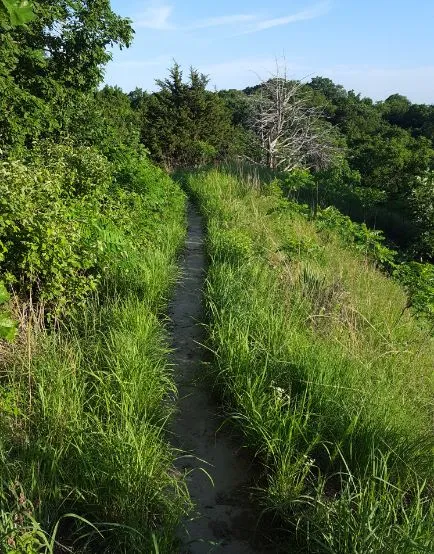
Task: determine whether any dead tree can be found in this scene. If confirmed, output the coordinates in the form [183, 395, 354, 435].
[251, 66, 339, 172]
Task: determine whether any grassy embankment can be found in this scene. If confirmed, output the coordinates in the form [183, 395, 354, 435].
[0, 147, 189, 553]
[186, 168, 434, 553]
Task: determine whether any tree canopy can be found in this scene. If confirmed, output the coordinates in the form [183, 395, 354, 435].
[0, 0, 133, 153]
[136, 62, 236, 168]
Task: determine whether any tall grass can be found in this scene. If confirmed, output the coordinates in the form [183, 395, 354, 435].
[0, 175, 190, 552]
[186, 168, 434, 553]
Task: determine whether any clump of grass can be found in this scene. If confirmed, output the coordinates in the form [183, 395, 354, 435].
[0, 173, 190, 552]
[186, 168, 434, 553]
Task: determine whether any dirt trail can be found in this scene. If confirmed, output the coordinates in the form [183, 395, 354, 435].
[169, 202, 263, 553]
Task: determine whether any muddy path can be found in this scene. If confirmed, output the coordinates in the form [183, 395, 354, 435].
[169, 202, 267, 553]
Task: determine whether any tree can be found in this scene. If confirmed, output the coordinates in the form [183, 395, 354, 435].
[250, 68, 341, 171]
[0, 0, 133, 153]
[0, 0, 34, 26]
[304, 76, 434, 257]
[137, 62, 235, 168]
[411, 170, 434, 259]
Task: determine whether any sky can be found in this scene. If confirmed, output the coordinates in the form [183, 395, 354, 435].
[105, 0, 434, 103]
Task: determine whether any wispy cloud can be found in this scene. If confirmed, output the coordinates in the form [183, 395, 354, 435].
[188, 14, 257, 30]
[133, 2, 330, 33]
[135, 5, 174, 30]
[242, 2, 331, 34]
[135, 7, 256, 32]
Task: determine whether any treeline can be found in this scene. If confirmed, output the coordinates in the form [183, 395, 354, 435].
[3, 0, 433, 266]
[4, 0, 433, 265]
[119, 63, 434, 320]
[126, 67, 434, 262]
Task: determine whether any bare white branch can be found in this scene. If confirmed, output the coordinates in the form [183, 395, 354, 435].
[250, 63, 339, 171]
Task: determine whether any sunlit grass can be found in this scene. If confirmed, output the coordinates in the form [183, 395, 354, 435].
[0, 179, 190, 552]
[187, 168, 434, 553]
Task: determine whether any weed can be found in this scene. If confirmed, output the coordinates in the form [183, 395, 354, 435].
[186, 168, 434, 553]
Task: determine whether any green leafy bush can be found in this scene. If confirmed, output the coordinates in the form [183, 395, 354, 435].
[0, 142, 184, 314]
[0, 142, 188, 551]
[315, 206, 397, 267]
[0, 155, 102, 312]
[395, 261, 434, 319]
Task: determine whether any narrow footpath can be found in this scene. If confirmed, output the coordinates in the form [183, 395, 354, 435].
[169, 202, 263, 554]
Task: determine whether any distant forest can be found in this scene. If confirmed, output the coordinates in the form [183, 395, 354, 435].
[125, 67, 434, 262]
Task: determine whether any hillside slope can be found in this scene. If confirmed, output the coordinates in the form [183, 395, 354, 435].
[186, 167, 434, 553]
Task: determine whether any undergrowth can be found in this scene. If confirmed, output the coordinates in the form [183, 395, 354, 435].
[0, 145, 189, 552]
[186, 168, 434, 553]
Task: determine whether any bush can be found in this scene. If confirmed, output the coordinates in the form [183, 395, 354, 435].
[0, 142, 188, 552]
[315, 206, 397, 267]
[0, 142, 185, 315]
[0, 155, 103, 313]
[0, 282, 17, 342]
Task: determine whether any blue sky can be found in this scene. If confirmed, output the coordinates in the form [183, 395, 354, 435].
[105, 0, 434, 103]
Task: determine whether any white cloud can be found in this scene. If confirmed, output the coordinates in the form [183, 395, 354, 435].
[241, 2, 331, 34]
[135, 5, 174, 30]
[133, 3, 330, 33]
[188, 14, 258, 30]
[133, 5, 256, 32]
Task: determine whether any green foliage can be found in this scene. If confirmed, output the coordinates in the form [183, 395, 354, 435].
[282, 166, 434, 321]
[186, 168, 433, 553]
[0, 0, 133, 154]
[395, 262, 434, 319]
[0, 281, 17, 341]
[215, 76, 434, 261]
[410, 170, 434, 258]
[0, 142, 186, 316]
[0, 1, 191, 549]
[0, 148, 107, 313]
[282, 167, 316, 196]
[0, 147, 188, 552]
[306, 77, 434, 260]
[135, 62, 236, 168]
[315, 206, 397, 267]
[62, 86, 141, 158]
[0, 483, 47, 553]
[0, 0, 34, 26]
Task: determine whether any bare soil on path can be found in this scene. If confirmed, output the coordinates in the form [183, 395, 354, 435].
[169, 203, 269, 554]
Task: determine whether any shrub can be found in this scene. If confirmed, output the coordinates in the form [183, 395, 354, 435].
[0, 142, 185, 315]
[0, 157, 102, 313]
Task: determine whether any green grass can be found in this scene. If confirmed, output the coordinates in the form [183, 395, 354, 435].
[186, 168, 434, 553]
[0, 173, 190, 552]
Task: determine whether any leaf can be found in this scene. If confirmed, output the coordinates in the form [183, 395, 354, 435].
[1, 0, 34, 26]
[0, 313, 17, 341]
[0, 281, 9, 304]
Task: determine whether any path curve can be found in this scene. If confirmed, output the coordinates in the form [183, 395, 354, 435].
[169, 202, 262, 553]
